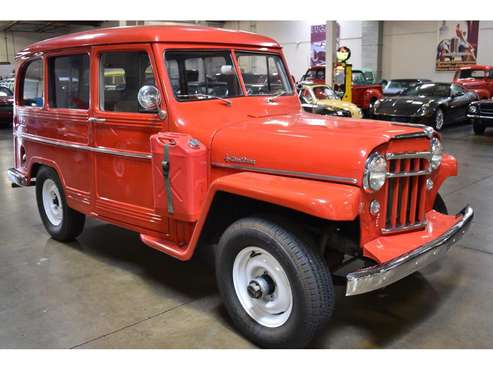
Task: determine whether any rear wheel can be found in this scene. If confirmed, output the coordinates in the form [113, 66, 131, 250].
[215, 217, 334, 348]
[35, 166, 85, 241]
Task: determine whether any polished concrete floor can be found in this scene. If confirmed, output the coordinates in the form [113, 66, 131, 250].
[0, 122, 492, 349]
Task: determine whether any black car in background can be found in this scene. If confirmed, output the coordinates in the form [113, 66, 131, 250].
[382, 78, 432, 96]
[0, 86, 14, 126]
[373, 83, 478, 130]
[467, 99, 493, 135]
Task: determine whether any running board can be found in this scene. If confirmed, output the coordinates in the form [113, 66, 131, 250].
[140, 234, 191, 260]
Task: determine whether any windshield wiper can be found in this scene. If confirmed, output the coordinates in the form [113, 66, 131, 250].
[177, 93, 232, 106]
[267, 90, 287, 103]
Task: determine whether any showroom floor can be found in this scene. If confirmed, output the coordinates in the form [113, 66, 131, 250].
[0, 122, 492, 349]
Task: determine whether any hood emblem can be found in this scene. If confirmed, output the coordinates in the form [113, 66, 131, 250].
[224, 154, 256, 165]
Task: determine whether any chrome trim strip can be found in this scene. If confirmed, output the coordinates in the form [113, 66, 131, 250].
[211, 162, 358, 185]
[393, 127, 434, 140]
[386, 168, 432, 178]
[386, 151, 432, 160]
[467, 114, 493, 119]
[346, 205, 474, 296]
[390, 122, 426, 128]
[15, 132, 152, 160]
[381, 221, 427, 235]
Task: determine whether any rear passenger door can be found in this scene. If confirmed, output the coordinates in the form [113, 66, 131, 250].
[45, 49, 93, 212]
[90, 44, 168, 233]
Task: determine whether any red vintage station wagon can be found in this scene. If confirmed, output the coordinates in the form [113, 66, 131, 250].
[8, 25, 473, 348]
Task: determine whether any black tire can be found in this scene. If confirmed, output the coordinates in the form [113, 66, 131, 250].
[35, 166, 85, 241]
[433, 193, 448, 215]
[473, 121, 485, 135]
[215, 217, 334, 348]
[432, 107, 445, 131]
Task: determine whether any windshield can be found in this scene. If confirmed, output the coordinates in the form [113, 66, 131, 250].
[387, 80, 414, 90]
[312, 86, 338, 100]
[236, 52, 293, 95]
[165, 50, 243, 101]
[352, 71, 368, 85]
[404, 83, 450, 97]
[459, 69, 486, 79]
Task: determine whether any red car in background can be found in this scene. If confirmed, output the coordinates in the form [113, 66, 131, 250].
[300, 65, 383, 115]
[0, 86, 14, 125]
[453, 65, 493, 99]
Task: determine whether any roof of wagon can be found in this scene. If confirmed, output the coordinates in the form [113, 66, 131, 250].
[17, 24, 281, 57]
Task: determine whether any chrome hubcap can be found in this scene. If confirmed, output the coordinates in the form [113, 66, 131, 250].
[436, 110, 444, 129]
[42, 179, 63, 226]
[232, 246, 293, 328]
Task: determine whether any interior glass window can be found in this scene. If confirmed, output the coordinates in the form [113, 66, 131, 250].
[49, 54, 89, 109]
[236, 52, 293, 96]
[0, 87, 12, 97]
[100, 51, 156, 113]
[312, 86, 338, 100]
[22, 59, 44, 107]
[165, 50, 242, 101]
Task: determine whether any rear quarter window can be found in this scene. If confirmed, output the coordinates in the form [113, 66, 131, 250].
[21, 59, 44, 107]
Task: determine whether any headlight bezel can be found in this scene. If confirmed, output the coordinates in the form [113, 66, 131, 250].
[363, 152, 387, 193]
[468, 104, 478, 114]
[430, 137, 443, 170]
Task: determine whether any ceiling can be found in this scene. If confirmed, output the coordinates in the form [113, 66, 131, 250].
[0, 21, 104, 33]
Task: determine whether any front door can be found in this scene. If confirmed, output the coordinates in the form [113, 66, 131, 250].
[90, 44, 168, 233]
[449, 84, 470, 122]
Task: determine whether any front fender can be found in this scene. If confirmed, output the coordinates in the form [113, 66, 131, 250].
[166, 172, 361, 261]
[206, 172, 361, 221]
[363, 88, 383, 108]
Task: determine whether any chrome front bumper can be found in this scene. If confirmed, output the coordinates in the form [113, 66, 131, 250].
[346, 205, 474, 296]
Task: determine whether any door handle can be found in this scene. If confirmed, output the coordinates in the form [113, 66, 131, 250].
[88, 117, 106, 123]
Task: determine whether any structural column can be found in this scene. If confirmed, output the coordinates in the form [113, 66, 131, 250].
[325, 21, 337, 85]
[361, 21, 383, 82]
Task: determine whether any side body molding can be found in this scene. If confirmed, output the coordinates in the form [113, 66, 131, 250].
[141, 171, 361, 261]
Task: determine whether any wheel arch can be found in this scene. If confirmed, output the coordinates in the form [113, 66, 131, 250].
[189, 171, 361, 260]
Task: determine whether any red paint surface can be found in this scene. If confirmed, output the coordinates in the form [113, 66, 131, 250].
[12, 25, 458, 263]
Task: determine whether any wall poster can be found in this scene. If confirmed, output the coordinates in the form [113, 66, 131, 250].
[436, 21, 479, 71]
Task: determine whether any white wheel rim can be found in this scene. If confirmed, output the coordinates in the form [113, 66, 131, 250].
[232, 246, 293, 328]
[436, 110, 444, 129]
[42, 179, 63, 226]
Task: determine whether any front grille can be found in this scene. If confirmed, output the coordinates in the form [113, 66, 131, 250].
[383, 152, 431, 234]
[479, 105, 493, 116]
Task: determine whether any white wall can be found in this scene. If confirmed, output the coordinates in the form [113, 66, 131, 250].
[382, 21, 493, 82]
[223, 21, 363, 81]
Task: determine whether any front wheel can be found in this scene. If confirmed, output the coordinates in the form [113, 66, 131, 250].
[473, 121, 486, 135]
[433, 108, 445, 131]
[215, 217, 334, 348]
[35, 166, 85, 241]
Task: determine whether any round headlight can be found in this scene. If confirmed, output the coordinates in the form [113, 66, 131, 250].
[468, 104, 478, 114]
[431, 137, 443, 170]
[364, 153, 387, 192]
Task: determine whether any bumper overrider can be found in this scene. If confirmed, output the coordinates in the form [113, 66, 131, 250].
[346, 205, 474, 296]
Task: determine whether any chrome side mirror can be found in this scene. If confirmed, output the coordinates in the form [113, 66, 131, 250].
[137, 85, 167, 120]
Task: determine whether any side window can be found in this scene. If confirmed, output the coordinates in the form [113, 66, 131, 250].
[48, 54, 90, 109]
[488, 70, 493, 79]
[100, 51, 156, 113]
[22, 59, 44, 107]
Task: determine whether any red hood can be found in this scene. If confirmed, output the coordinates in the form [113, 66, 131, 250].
[211, 112, 425, 185]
